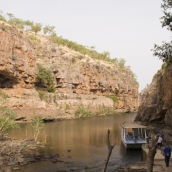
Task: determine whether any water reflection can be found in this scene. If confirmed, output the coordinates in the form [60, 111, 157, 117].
[10, 112, 142, 172]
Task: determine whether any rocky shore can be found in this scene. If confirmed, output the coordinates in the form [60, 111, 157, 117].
[0, 136, 61, 172]
[1, 123, 172, 172]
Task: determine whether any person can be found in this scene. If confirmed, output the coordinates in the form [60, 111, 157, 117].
[163, 145, 171, 167]
[157, 136, 163, 148]
[161, 132, 165, 140]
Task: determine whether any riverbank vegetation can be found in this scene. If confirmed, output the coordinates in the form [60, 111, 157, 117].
[75, 104, 116, 118]
[0, 89, 19, 136]
[0, 89, 45, 143]
[95, 107, 116, 116]
[31, 116, 45, 142]
[75, 104, 91, 117]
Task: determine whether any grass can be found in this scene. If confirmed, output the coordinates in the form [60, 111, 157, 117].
[75, 104, 91, 117]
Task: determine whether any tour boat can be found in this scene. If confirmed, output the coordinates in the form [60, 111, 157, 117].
[120, 123, 147, 149]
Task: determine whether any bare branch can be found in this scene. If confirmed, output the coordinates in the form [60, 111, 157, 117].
[102, 129, 116, 172]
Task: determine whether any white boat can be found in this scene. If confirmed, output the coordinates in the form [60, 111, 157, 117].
[120, 123, 147, 149]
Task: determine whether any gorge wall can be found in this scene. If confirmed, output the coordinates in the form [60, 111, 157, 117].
[135, 64, 172, 127]
[0, 21, 139, 121]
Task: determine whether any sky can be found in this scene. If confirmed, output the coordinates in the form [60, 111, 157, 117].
[1, 0, 171, 91]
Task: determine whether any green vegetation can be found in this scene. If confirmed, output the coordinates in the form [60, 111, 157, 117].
[0, 107, 19, 135]
[31, 23, 42, 35]
[31, 116, 44, 142]
[106, 95, 118, 103]
[152, 0, 172, 67]
[95, 107, 116, 116]
[0, 11, 55, 36]
[75, 104, 91, 117]
[43, 25, 55, 36]
[50, 34, 124, 67]
[0, 89, 8, 102]
[27, 34, 41, 44]
[37, 90, 48, 101]
[65, 104, 70, 111]
[0, 89, 19, 136]
[36, 65, 55, 92]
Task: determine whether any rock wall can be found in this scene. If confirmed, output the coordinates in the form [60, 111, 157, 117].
[0, 22, 37, 89]
[135, 64, 172, 127]
[0, 22, 139, 120]
[35, 33, 138, 111]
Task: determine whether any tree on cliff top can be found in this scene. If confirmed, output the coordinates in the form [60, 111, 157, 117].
[31, 22, 42, 35]
[153, 0, 172, 66]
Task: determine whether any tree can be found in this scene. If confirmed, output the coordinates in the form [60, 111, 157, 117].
[0, 90, 19, 136]
[0, 107, 19, 136]
[31, 22, 42, 35]
[0, 10, 6, 22]
[102, 129, 116, 172]
[36, 65, 55, 92]
[8, 18, 24, 29]
[118, 58, 126, 68]
[31, 116, 44, 142]
[7, 13, 14, 20]
[23, 20, 33, 31]
[146, 131, 158, 172]
[43, 25, 56, 36]
[153, 0, 172, 66]
[101, 51, 110, 60]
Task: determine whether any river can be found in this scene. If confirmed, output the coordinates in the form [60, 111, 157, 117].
[10, 112, 143, 172]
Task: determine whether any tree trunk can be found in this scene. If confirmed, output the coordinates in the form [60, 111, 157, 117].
[146, 133, 158, 172]
[102, 129, 116, 172]
[147, 145, 157, 172]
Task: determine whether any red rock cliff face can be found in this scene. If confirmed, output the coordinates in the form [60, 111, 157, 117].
[35, 34, 138, 111]
[0, 22, 37, 89]
[135, 64, 172, 127]
[0, 22, 138, 120]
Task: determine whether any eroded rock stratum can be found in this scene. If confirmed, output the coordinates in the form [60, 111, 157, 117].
[0, 21, 139, 120]
[135, 64, 172, 127]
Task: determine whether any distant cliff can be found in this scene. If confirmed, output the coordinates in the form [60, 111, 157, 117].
[135, 64, 172, 127]
[0, 21, 138, 121]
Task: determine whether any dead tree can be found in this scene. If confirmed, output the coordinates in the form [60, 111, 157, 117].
[146, 131, 158, 172]
[102, 129, 116, 172]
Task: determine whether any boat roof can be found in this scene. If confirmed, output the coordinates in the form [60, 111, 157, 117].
[121, 123, 147, 129]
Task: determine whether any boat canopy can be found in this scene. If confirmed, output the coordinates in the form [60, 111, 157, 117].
[121, 123, 147, 129]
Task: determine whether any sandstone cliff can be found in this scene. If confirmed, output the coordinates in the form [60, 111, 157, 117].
[135, 64, 172, 127]
[0, 21, 138, 121]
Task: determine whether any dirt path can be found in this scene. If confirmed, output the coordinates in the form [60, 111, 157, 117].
[154, 160, 172, 172]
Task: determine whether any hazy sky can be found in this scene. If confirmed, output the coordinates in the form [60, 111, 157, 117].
[1, 0, 171, 91]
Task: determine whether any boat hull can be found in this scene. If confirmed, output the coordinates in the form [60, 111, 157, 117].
[121, 139, 145, 149]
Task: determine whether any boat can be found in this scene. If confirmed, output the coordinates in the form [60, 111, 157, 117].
[120, 123, 147, 149]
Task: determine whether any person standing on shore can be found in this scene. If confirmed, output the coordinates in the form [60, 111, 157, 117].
[163, 145, 171, 167]
[157, 136, 163, 148]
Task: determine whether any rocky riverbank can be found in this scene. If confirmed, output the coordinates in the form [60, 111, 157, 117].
[0, 136, 62, 172]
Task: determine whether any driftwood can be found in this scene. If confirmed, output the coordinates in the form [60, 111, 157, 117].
[146, 131, 158, 172]
[102, 129, 116, 172]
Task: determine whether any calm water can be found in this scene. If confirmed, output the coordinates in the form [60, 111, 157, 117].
[10, 112, 143, 172]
